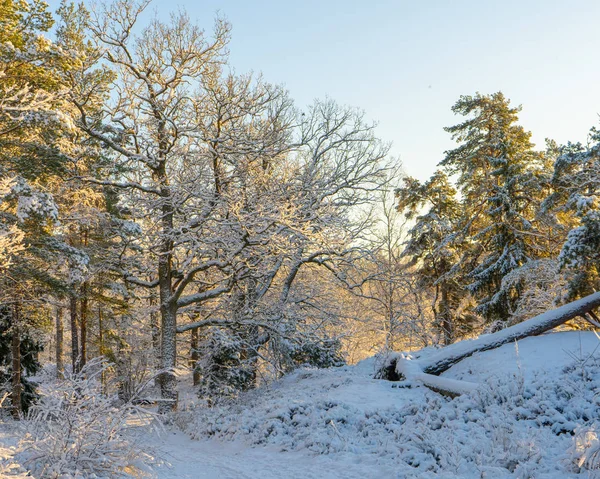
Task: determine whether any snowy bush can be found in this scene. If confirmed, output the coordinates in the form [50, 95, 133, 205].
[16, 358, 155, 478]
[184, 347, 600, 478]
[569, 423, 600, 474]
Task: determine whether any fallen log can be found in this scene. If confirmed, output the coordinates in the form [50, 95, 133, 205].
[379, 292, 600, 394]
[393, 352, 479, 398]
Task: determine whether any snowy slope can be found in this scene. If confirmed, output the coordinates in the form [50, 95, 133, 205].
[2, 331, 600, 478]
[177, 331, 600, 478]
[442, 330, 600, 381]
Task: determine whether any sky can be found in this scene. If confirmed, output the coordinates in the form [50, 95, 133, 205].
[46, 0, 600, 180]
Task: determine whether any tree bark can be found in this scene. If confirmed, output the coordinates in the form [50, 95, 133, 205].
[190, 327, 200, 386]
[80, 228, 89, 368]
[440, 284, 453, 346]
[159, 302, 178, 412]
[98, 305, 105, 391]
[11, 305, 21, 419]
[157, 157, 178, 412]
[80, 282, 88, 368]
[70, 294, 80, 374]
[150, 293, 161, 387]
[379, 292, 600, 390]
[56, 307, 63, 379]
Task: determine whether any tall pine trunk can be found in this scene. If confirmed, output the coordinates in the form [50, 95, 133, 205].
[70, 294, 80, 374]
[98, 305, 106, 391]
[440, 284, 453, 346]
[80, 282, 88, 368]
[56, 307, 63, 379]
[80, 229, 89, 368]
[11, 304, 21, 419]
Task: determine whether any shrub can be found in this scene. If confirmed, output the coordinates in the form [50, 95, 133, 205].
[569, 423, 600, 474]
[17, 358, 155, 478]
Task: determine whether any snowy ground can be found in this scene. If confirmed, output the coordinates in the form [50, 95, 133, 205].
[442, 330, 600, 382]
[2, 331, 600, 477]
[144, 429, 399, 478]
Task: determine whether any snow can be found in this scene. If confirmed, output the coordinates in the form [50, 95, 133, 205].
[413, 292, 600, 374]
[442, 330, 600, 382]
[173, 331, 600, 478]
[3, 331, 600, 477]
[143, 429, 398, 479]
[0, 425, 28, 478]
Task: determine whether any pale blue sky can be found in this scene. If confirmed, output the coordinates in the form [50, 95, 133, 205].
[48, 0, 600, 180]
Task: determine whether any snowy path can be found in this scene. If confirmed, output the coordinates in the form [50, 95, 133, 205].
[143, 429, 398, 479]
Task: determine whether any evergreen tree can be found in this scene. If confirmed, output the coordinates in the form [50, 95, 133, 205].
[440, 92, 544, 324]
[546, 127, 600, 298]
[0, 0, 67, 416]
[397, 171, 468, 343]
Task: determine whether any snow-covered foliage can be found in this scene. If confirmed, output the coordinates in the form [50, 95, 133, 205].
[1, 177, 59, 225]
[179, 332, 600, 478]
[397, 170, 471, 345]
[569, 423, 600, 474]
[494, 259, 568, 324]
[546, 127, 600, 297]
[16, 358, 155, 478]
[439, 93, 548, 325]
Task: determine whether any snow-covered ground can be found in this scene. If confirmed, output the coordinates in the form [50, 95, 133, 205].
[3, 331, 600, 478]
[144, 429, 399, 478]
[442, 330, 600, 382]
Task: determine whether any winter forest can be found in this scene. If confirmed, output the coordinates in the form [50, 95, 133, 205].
[3, 0, 600, 477]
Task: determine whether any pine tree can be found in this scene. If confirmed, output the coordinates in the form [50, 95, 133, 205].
[0, 0, 67, 416]
[547, 127, 600, 298]
[397, 171, 468, 344]
[440, 92, 544, 324]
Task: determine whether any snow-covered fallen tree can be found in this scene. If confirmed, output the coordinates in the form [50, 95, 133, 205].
[392, 352, 479, 397]
[379, 292, 600, 394]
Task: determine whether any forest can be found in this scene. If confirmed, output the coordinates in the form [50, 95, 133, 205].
[2, 0, 600, 477]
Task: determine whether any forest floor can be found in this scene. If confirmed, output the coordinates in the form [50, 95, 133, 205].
[2, 331, 600, 478]
[142, 428, 397, 478]
[168, 331, 600, 478]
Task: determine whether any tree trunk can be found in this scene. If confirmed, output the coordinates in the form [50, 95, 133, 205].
[80, 282, 88, 368]
[98, 305, 105, 391]
[11, 305, 21, 419]
[380, 292, 600, 386]
[440, 284, 453, 346]
[159, 302, 178, 412]
[190, 327, 200, 386]
[80, 229, 89, 368]
[157, 160, 177, 412]
[70, 294, 80, 374]
[56, 307, 63, 379]
[150, 293, 161, 387]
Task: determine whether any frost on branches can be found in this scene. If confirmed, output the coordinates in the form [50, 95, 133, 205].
[17, 358, 155, 478]
[547, 127, 600, 298]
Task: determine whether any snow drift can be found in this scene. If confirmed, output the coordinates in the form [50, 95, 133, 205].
[181, 331, 600, 478]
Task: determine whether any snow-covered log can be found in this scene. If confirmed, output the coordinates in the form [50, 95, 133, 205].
[394, 353, 479, 397]
[380, 292, 600, 393]
[421, 292, 600, 375]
